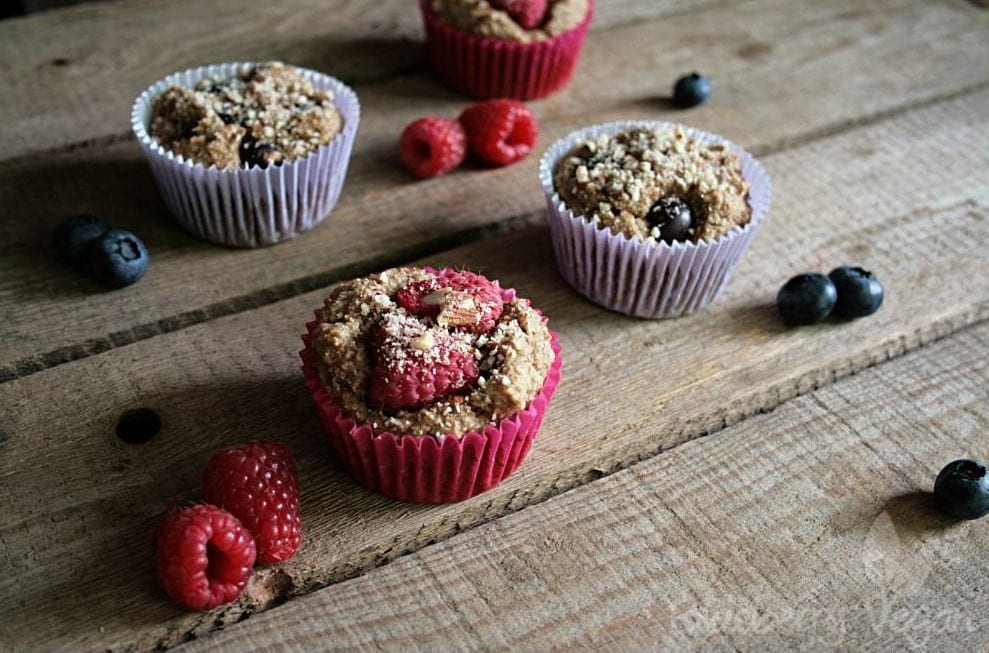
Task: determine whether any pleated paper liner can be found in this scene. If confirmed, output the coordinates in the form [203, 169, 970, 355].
[418, 0, 594, 100]
[300, 286, 562, 504]
[539, 120, 772, 318]
[131, 62, 360, 248]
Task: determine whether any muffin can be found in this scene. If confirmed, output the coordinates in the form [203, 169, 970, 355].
[301, 266, 563, 503]
[149, 62, 343, 171]
[540, 121, 771, 318]
[419, 0, 594, 100]
[131, 62, 360, 247]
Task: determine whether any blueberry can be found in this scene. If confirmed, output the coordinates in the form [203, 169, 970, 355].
[54, 214, 110, 267]
[646, 196, 694, 242]
[239, 136, 277, 169]
[777, 273, 837, 325]
[672, 73, 712, 109]
[829, 266, 884, 319]
[87, 229, 148, 288]
[934, 459, 989, 520]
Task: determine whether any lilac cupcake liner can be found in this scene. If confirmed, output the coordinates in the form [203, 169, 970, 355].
[539, 120, 771, 318]
[131, 62, 360, 248]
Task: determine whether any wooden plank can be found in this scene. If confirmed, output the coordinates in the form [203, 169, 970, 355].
[174, 319, 989, 653]
[2, 0, 988, 374]
[1, 88, 988, 653]
[0, 0, 726, 161]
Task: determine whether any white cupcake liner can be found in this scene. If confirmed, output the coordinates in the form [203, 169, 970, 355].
[131, 62, 361, 248]
[539, 120, 772, 318]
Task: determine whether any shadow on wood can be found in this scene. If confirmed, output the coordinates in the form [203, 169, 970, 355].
[883, 491, 959, 537]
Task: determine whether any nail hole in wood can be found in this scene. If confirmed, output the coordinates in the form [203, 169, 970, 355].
[51, 58, 70, 67]
[116, 408, 161, 444]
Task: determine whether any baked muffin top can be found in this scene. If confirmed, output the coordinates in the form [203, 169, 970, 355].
[554, 125, 751, 243]
[429, 0, 589, 42]
[308, 267, 555, 438]
[150, 62, 343, 170]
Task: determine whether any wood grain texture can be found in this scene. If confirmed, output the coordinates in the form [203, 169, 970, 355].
[1, 88, 988, 652]
[2, 0, 988, 374]
[0, 0, 726, 161]
[175, 319, 989, 653]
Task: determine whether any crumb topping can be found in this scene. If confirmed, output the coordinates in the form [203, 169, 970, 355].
[554, 125, 751, 243]
[150, 62, 343, 170]
[429, 0, 589, 42]
[376, 312, 475, 371]
[309, 267, 555, 437]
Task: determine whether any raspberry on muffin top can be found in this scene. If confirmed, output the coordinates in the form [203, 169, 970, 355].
[150, 62, 343, 170]
[308, 267, 555, 438]
[429, 0, 589, 42]
[554, 125, 751, 243]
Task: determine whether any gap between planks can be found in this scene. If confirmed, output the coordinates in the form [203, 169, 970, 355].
[2, 78, 988, 386]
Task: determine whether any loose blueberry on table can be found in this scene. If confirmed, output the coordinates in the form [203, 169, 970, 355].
[88, 228, 149, 288]
[54, 214, 110, 266]
[829, 266, 884, 319]
[934, 459, 989, 520]
[777, 273, 838, 325]
[673, 73, 712, 109]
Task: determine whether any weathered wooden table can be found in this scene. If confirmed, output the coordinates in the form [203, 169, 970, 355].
[2, 0, 988, 651]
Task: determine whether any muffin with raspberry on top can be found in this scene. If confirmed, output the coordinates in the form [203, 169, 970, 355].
[419, 0, 594, 100]
[301, 267, 562, 503]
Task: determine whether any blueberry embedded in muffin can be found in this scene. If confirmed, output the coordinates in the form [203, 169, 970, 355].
[150, 62, 343, 170]
[307, 267, 555, 438]
[553, 125, 751, 244]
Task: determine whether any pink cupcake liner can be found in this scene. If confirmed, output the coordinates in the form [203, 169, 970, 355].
[418, 0, 593, 100]
[300, 288, 563, 504]
[131, 62, 360, 248]
[539, 120, 772, 318]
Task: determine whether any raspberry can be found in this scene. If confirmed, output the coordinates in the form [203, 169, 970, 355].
[202, 441, 302, 564]
[398, 117, 467, 179]
[397, 270, 505, 333]
[155, 504, 256, 610]
[489, 0, 548, 29]
[458, 99, 538, 167]
[369, 313, 479, 409]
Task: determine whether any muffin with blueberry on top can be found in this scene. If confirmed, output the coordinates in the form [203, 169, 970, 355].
[132, 61, 360, 247]
[149, 62, 343, 170]
[541, 121, 771, 318]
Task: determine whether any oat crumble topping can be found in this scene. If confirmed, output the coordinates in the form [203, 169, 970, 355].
[554, 126, 751, 243]
[429, 0, 589, 42]
[150, 62, 343, 170]
[308, 267, 555, 437]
